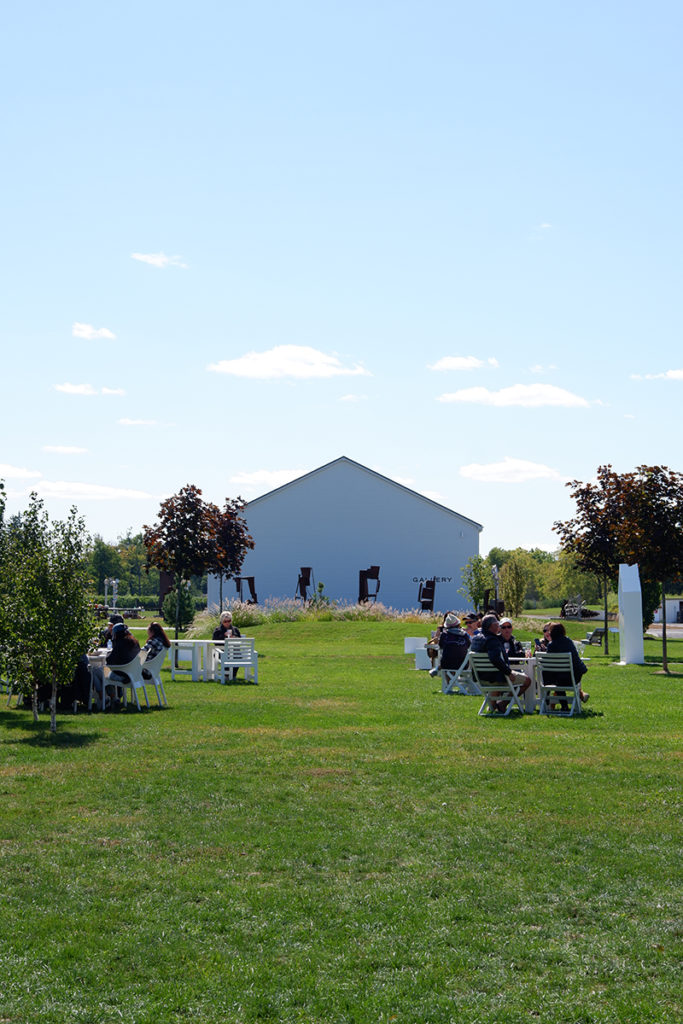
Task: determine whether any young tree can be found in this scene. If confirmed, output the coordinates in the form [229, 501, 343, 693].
[499, 551, 532, 617]
[554, 466, 624, 655]
[89, 535, 122, 593]
[615, 465, 683, 673]
[459, 555, 494, 611]
[143, 485, 220, 638]
[208, 498, 254, 610]
[0, 493, 96, 731]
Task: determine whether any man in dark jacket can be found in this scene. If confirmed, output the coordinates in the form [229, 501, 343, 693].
[470, 614, 531, 702]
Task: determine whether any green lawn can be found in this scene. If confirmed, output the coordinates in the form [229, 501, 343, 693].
[1, 621, 681, 1023]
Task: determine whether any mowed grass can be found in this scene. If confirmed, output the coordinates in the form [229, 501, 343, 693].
[0, 621, 681, 1024]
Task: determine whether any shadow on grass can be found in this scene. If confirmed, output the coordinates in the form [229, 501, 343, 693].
[0, 710, 101, 747]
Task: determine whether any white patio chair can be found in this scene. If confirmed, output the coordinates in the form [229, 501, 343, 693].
[468, 653, 527, 716]
[440, 654, 481, 696]
[218, 638, 258, 685]
[536, 652, 582, 716]
[140, 647, 169, 707]
[105, 654, 149, 710]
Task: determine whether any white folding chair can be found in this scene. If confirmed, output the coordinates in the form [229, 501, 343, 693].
[440, 654, 480, 695]
[218, 638, 258, 685]
[536, 652, 582, 716]
[105, 654, 149, 710]
[468, 653, 527, 716]
[140, 647, 169, 707]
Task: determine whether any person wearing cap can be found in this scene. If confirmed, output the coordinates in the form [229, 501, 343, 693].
[499, 618, 524, 659]
[105, 623, 141, 705]
[470, 613, 530, 709]
[463, 613, 482, 639]
[99, 612, 125, 649]
[429, 612, 470, 677]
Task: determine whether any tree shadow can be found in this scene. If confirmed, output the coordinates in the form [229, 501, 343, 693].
[0, 710, 100, 747]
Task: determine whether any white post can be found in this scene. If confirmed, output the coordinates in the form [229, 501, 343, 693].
[618, 563, 645, 665]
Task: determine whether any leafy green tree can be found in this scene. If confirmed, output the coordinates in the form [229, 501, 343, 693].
[459, 555, 494, 611]
[499, 551, 532, 616]
[89, 535, 122, 593]
[0, 492, 96, 731]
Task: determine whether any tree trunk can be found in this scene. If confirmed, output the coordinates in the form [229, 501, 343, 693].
[603, 572, 609, 657]
[50, 676, 57, 733]
[32, 682, 39, 723]
[174, 573, 181, 641]
[219, 574, 224, 611]
[661, 581, 668, 674]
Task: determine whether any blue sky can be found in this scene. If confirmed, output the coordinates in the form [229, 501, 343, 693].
[2, 1, 681, 555]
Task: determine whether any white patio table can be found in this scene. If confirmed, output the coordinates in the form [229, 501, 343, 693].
[168, 639, 217, 682]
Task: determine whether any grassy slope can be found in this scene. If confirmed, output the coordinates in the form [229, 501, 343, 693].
[0, 620, 681, 1024]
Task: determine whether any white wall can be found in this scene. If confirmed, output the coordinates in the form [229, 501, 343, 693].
[208, 459, 480, 612]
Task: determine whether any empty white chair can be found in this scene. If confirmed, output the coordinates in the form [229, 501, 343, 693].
[218, 638, 258, 685]
[536, 652, 582, 716]
[468, 653, 528, 716]
[140, 647, 168, 707]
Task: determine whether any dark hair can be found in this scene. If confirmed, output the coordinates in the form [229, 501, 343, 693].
[481, 613, 499, 634]
[109, 613, 124, 625]
[148, 621, 171, 648]
[549, 622, 566, 641]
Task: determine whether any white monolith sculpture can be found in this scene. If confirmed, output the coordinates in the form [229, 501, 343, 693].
[618, 563, 645, 665]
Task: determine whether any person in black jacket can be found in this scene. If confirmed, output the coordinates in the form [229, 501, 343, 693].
[545, 622, 589, 705]
[437, 612, 471, 670]
[471, 613, 530, 710]
[212, 611, 242, 680]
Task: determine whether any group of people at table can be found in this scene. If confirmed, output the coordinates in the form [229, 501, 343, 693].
[89, 609, 243, 708]
[431, 611, 589, 712]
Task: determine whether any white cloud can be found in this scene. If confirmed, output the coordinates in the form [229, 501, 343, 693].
[539, 222, 552, 229]
[72, 322, 116, 340]
[228, 469, 307, 493]
[208, 345, 371, 380]
[118, 418, 158, 427]
[42, 445, 88, 454]
[530, 363, 557, 374]
[34, 481, 154, 501]
[631, 368, 683, 381]
[624, 414, 636, 419]
[460, 457, 566, 483]
[437, 383, 589, 408]
[339, 393, 368, 403]
[55, 383, 125, 396]
[0, 463, 42, 480]
[131, 252, 187, 269]
[428, 355, 498, 372]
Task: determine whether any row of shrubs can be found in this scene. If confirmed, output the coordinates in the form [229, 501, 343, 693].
[186, 600, 447, 636]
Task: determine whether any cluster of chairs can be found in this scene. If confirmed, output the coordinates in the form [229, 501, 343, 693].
[91, 647, 169, 712]
[435, 651, 586, 717]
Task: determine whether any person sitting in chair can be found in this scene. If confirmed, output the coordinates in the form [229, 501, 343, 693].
[213, 611, 242, 680]
[499, 618, 524, 658]
[545, 622, 589, 707]
[471, 613, 530, 711]
[429, 612, 470, 677]
[105, 623, 140, 707]
[141, 621, 171, 680]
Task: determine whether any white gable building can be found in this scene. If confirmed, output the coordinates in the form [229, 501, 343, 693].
[207, 456, 482, 612]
